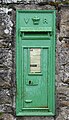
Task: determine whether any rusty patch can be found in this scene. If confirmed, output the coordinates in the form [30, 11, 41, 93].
[31, 106, 48, 108]
[37, 106, 48, 108]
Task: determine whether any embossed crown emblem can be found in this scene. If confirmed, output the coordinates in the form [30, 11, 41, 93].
[32, 16, 40, 25]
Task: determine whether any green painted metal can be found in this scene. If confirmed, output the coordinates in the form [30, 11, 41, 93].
[16, 10, 56, 116]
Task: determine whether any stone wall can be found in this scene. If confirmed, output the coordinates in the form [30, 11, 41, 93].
[0, 1, 69, 120]
[56, 6, 69, 120]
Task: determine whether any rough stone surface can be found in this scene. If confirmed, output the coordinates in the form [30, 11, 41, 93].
[55, 5, 69, 120]
[0, 0, 56, 4]
[0, 113, 15, 120]
[0, 1, 69, 120]
[16, 117, 54, 120]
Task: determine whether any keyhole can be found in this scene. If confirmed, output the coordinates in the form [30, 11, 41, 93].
[29, 81, 31, 85]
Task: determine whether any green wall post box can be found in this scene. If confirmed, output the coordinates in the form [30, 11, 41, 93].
[16, 10, 56, 116]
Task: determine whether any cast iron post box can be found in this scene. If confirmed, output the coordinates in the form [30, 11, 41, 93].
[16, 10, 56, 116]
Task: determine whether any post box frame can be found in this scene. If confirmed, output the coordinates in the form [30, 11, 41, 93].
[16, 10, 56, 116]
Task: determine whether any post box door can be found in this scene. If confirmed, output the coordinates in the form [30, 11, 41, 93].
[23, 48, 48, 108]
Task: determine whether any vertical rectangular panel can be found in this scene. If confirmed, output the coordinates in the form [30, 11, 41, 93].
[30, 48, 41, 73]
[23, 47, 48, 109]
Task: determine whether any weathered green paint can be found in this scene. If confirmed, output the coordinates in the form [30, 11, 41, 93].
[16, 10, 56, 116]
